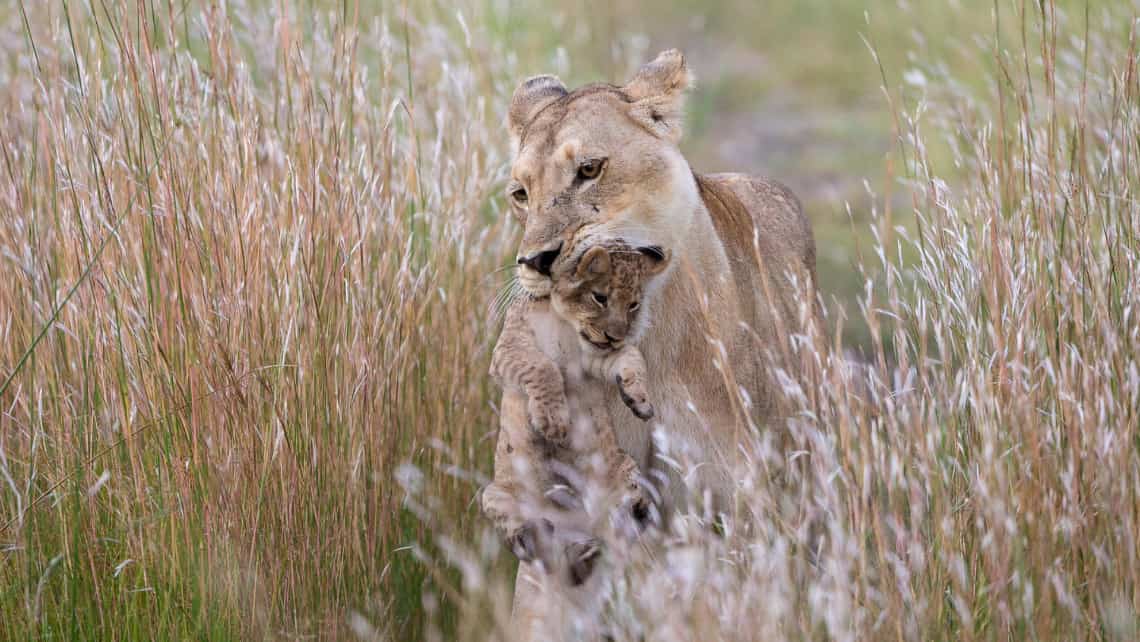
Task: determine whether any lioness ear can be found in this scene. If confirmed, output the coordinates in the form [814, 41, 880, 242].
[507, 75, 568, 153]
[576, 246, 611, 280]
[623, 49, 694, 143]
[638, 245, 671, 274]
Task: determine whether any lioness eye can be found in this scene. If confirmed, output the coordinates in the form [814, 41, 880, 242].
[592, 292, 608, 307]
[577, 159, 605, 181]
[629, 301, 639, 311]
[511, 187, 528, 204]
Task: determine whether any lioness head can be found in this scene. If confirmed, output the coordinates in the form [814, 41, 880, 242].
[550, 241, 671, 351]
[507, 49, 698, 297]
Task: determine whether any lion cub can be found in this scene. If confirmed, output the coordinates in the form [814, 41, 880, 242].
[484, 241, 669, 576]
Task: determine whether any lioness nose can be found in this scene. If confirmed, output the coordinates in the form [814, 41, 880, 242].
[517, 242, 562, 276]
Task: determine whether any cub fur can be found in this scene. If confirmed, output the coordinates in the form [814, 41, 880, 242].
[482, 238, 669, 577]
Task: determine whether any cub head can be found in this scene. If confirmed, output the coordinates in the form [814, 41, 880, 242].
[550, 242, 671, 351]
[508, 49, 698, 297]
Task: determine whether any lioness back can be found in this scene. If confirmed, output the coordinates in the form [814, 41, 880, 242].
[700, 172, 816, 346]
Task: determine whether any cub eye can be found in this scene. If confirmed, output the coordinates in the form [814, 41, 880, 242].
[591, 292, 608, 307]
[577, 159, 605, 181]
[510, 187, 528, 204]
[629, 301, 640, 311]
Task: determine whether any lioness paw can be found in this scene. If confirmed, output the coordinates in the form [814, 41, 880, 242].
[509, 518, 555, 566]
[616, 482, 658, 538]
[565, 538, 603, 586]
[630, 496, 652, 529]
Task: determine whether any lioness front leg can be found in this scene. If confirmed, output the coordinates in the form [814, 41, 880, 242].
[613, 450, 655, 533]
[481, 479, 526, 543]
[482, 480, 558, 565]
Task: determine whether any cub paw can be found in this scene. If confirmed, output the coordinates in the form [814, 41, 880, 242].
[565, 538, 603, 586]
[509, 518, 555, 565]
[527, 397, 571, 445]
[616, 374, 654, 421]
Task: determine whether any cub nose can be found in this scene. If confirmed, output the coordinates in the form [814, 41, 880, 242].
[603, 332, 622, 346]
[517, 242, 563, 277]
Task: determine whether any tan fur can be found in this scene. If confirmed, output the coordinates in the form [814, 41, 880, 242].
[483, 243, 668, 572]
[498, 50, 818, 638]
[505, 48, 816, 503]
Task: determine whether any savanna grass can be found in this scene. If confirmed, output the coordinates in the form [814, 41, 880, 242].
[0, 0, 538, 638]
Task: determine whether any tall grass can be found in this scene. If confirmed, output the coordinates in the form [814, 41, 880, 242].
[1, 0, 1138, 640]
[0, 1, 536, 638]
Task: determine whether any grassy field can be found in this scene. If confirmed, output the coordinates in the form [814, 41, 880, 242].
[1, 0, 1138, 640]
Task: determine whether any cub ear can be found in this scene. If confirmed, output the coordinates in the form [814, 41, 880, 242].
[637, 245, 671, 274]
[576, 246, 611, 280]
[622, 49, 694, 143]
[507, 75, 568, 153]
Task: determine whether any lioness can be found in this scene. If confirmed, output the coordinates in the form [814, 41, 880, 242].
[484, 238, 668, 583]
[499, 49, 817, 638]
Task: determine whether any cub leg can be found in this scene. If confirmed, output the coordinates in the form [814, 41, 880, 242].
[603, 346, 654, 420]
[490, 303, 571, 445]
[485, 389, 559, 565]
[522, 363, 572, 446]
